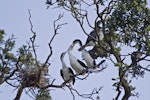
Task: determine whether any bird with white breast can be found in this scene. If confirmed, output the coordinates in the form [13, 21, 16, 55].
[60, 51, 75, 85]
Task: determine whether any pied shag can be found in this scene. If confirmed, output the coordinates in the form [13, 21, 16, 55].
[68, 43, 87, 75]
[79, 21, 104, 51]
[73, 39, 106, 69]
[72, 39, 97, 69]
[60, 51, 75, 85]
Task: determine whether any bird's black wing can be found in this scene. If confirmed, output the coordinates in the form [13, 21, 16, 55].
[60, 69, 64, 80]
[78, 31, 97, 51]
[72, 76, 75, 85]
[68, 67, 74, 75]
[93, 59, 96, 66]
[86, 30, 97, 44]
[68, 67, 75, 85]
[77, 59, 87, 68]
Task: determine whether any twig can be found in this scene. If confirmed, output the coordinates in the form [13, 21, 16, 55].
[25, 88, 36, 100]
[139, 65, 150, 72]
[43, 14, 67, 68]
[28, 9, 39, 66]
[0, 56, 20, 85]
[70, 86, 103, 100]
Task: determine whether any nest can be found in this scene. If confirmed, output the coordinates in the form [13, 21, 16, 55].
[18, 65, 49, 88]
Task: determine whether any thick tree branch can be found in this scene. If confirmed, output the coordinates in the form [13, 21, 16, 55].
[14, 84, 25, 100]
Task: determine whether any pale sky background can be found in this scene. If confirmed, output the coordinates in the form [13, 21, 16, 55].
[0, 0, 150, 100]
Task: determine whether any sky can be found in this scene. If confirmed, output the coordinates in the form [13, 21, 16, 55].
[0, 0, 150, 100]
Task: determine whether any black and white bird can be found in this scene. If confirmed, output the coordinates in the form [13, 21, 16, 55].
[73, 39, 106, 70]
[79, 21, 104, 51]
[68, 43, 87, 75]
[72, 39, 97, 69]
[60, 51, 75, 85]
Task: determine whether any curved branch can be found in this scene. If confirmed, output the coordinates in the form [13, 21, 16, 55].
[70, 86, 103, 100]
[43, 13, 67, 68]
[122, 78, 131, 100]
[28, 9, 39, 66]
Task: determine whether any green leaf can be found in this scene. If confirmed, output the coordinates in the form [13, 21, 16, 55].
[133, 0, 138, 6]
[146, 25, 150, 31]
[5, 53, 14, 59]
[115, 47, 121, 53]
[0, 30, 4, 41]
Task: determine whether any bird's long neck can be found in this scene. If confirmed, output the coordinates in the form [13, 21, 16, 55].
[61, 57, 67, 68]
[68, 48, 76, 60]
[68, 48, 73, 57]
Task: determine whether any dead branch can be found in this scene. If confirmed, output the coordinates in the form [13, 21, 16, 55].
[139, 65, 150, 72]
[25, 87, 36, 99]
[28, 9, 39, 66]
[43, 13, 67, 68]
[69, 86, 103, 100]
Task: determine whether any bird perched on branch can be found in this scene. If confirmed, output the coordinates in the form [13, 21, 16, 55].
[72, 39, 96, 68]
[72, 39, 106, 69]
[78, 21, 104, 51]
[68, 43, 87, 75]
[60, 51, 75, 85]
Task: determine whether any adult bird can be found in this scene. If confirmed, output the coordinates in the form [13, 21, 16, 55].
[60, 51, 75, 85]
[73, 39, 96, 68]
[68, 43, 87, 75]
[78, 21, 104, 51]
[73, 39, 106, 69]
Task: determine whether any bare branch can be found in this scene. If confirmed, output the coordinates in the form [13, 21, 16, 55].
[139, 65, 150, 72]
[24, 88, 36, 100]
[28, 9, 39, 66]
[43, 13, 67, 68]
[70, 86, 103, 100]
